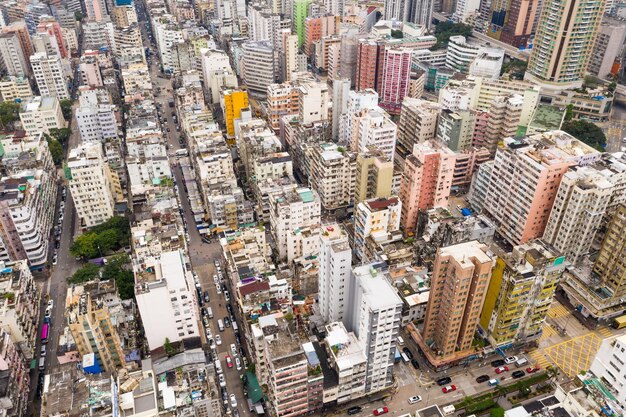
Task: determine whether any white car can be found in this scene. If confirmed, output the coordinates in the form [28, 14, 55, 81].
[215, 335, 222, 345]
[408, 396, 422, 404]
[219, 374, 226, 387]
[213, 275, 219, 284]
[216, 285, 222, 294]
[47, 300, 54, 309]
[504, 356, 518, 364]
[230, 344, 237, 357]
[230, 394, 237, 408]
[235, 357, 242, 371]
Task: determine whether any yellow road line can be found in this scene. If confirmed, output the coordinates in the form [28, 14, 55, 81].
[544, 332, 602, 377]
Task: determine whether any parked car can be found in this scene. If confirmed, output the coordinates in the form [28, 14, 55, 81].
[347, 406, 362, 415]
[476, 375, 490, 383]
[505, 356, 519, 364]
[441, 385, 457, 393]
[204, 291, 210, 303]
[230, 344, 237, 356]
[436, 377, 452, 386]
[491, 359, 506, 367]
[526, 366, 540, 373]
[411, 358, 420, 369]
[219, 374, 226, 387]
[495, 366, 509, 374]
[402, 347, 413, 360]
[512, 370, 525, 379]
[408, 396, 422, 404]
[373, 407, 389, 416]
[215, 335, 222, 345]
[224, 316, 230, 327]
[226, 356, 233, 368]
[229, 394, 237, 408]
[235, 357, 242, 370]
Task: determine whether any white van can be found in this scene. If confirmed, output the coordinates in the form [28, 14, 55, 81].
[217, 319, 224, 332]
[232, 321, 238, 332]
[442, 405, 455, 416]
[39, 357, 45, 370]
[207, 307, 214, 319]
[397, 336, 405, 346]
[515, 358, 528, 367]
[215, 359, 223, 374]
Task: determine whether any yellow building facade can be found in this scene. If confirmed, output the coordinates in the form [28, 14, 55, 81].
[222, 89, 249, 144]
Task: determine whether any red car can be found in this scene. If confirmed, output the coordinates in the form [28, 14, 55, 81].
[226, 355, 233, 368]
[373, 407, 389, 416]
[441, 385, 457, 393]
[495, 366, 509, 374]
[526, 366, 540, 373]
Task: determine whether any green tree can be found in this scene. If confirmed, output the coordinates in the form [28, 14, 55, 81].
[70, 232, 99, 259]
[102, 255, 134, 299]
[60, 99, 73, 121]
[164, 337, 176, 356]
[68, 263, 101, 284]
[48, 127, 72, 144]
[609, 81, 617, 93]
[74, 11, 83, 21]
[565, 104, 574, 122]
[432, 22, 473, 50]
[92, 216, 131, 247]
[94, 228, 121, 254]
[490, 407, 505, 417]
[46, 136, 63, 165]
[562, 120, 607, 151]
[0, 101, 20, 130]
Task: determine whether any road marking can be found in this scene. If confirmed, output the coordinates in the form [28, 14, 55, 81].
[597, 327, 613, 338]
[548, 303, 570, 319]
[543, 332, 602, 377]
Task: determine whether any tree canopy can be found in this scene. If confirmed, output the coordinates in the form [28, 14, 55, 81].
[102, 255, 134, 299]
[562, 120, 606, 151]
[70, 216, 131, 259]
[0, 102, 20, 130]
[432, 22, 473, 50]
[68, 263, 100, 284]
[46, 136, 63, 165]
[60, 99, 73, 121]
[48, 127, 72, 144]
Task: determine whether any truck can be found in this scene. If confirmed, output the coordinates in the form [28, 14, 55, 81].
[613, 315, 626, 329]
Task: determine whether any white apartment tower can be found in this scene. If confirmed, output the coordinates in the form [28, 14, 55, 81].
[543, 166, 614, 264]
[0, 33, 29, 77]
[67, 143, 115, 228]
[339, 89, 379, 146]
[29, 52, 70, 100]
[318, 223, 352, 323]
[351, 107, 398, 162]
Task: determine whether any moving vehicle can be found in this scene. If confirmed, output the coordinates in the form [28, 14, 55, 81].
[442, 385, 457, 393]
[215, 359, 223, 374]
[373, 407, 389, 416]
[347, 406, 362, 415]
[495, 366, 509, 374]
[505, 356, 518, 364]
[436, 377, 452, 386]
[397, 336, 404, 345]
[224, 316, 231, 327]
[204, 291, 210, 303]
[408, 396, 422, 404]
[207, 307, 213, 318]
[39, 357, 45, 370]
[400, 352, 410, 363]
[41, 345, 46, 356]
[512, 370, 525, 379]
[476, 375, 490, 383]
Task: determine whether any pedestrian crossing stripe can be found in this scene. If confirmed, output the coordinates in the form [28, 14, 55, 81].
[548, 304, 570, 319]
[541, 323, 557, 340]
[598, 327, 613, 338]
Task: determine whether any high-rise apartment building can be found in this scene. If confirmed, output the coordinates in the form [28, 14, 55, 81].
[378, 47, 412, 114]
[310, 143, 357, 211]
[397, 98, 440, 155]
[36, 21, 68, 58]
[482, 133, 600, 244]
[30, 52, 70, 100]
[221, 88, 249, 139]
[75, 89, 118, 143]
[318, 223, 352, 323]
[67, 143, 116, 228]
[2, 22, 33, 65]
[85, 0, 109, 21]
[0, 33, 29, 77]
[304, 15, 340, 57]
[348, 264, 402, 393]
[270, 187, 321, 262]
[0, 76, 32, 101]
[488, 0, 538, 48]
[436, 109, 476, 151]
[298, 79, 329, 124]
[525, 0, 605, 89]
[19, 96, 66, 135]
[340, 89, 379, 145]
[592, 204, 626, 300]
[399, 141, 456, 231]
[266, 83, 300, 131]
[355, 39, 383, 92]
[354, 197, 401, 261]
[67, 287, 127, 373]
[422, 241, 493, 361]
[543, 167, 614, 264]
[587, 16, 626, 79]
[355, 147, 394, 203]
[480, 241, 564, 346]
[350, 106, 397, 161]
[135, 250, 201, 351]
[472, 94, 523, 154]
[242, 40, 279, 97]
[293, 0, 312, 47]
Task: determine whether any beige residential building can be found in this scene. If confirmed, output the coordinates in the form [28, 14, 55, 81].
[543, 166, 614, 264]
[266, 83, 299, 131]
[67, 143, 116, 228]
[421, 241, 493, 363]
[354, 196, 401, 261]
[67, 285, 126, 373]
[310, 143, 357, 211]
[473, 94, 524, 154]
[350, 106, 397, 162]
[0, 76, 32, 101]
[19, 96, 66, 135]
[355, 147, 394, 203]
[397, 98, 440, 155]
[592, 204, 626, 300]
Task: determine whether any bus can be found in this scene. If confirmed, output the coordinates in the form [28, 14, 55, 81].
[41, 324, 49, 344]
[613, 315, 626, 329]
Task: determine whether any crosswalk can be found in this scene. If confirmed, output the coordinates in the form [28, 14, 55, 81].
[597, 327, 613, 338]
[528, 349, 551, 369]
[548, 303, 570, 319]
[540, 323, 557, 341]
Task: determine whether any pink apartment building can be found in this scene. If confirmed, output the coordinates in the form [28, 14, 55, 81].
[399, 141, 456, 231]
[304, 15, 340, 57]
[378, 47, 412, 115]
